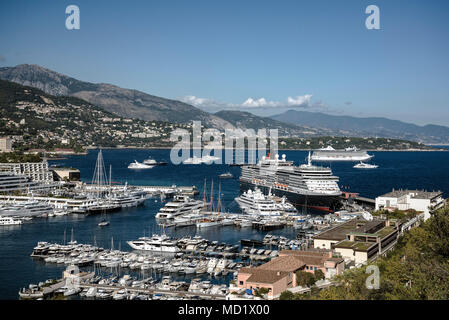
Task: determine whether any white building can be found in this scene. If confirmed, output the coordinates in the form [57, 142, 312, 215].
[375, 189, 444, 220]
[0, 137, 13, 153]
[0, 161, 54, 182]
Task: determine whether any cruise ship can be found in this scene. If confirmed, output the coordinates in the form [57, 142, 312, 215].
[127, 234, 179, 253]
[311, 146, 373, 162]
[155, 195, 203, 219]
[239, 153, 341, 212]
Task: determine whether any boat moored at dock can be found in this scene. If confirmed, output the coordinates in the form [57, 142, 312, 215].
[127, 234, 180, 253]
[240, 152, 342, 212]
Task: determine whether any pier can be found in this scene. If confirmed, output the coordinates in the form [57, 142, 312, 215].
[78, 283, 227, 300]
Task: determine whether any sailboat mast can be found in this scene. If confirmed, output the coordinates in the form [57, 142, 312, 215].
[202, 178, 207, 212]
[109, 165, 112, 196]
[217, 182, 221, 214]
[210, 180, 214, 213]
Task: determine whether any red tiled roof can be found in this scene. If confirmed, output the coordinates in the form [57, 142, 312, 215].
[245, 269, 289, 284]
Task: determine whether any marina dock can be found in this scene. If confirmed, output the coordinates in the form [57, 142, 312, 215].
[77, 283, 227, 300]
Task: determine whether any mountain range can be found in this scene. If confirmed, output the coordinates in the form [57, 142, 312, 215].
[1, 64, 448, 143]
[0, 64, 231, 129]
[271, 110, 449, 144]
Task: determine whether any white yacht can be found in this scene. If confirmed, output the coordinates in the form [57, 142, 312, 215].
[127, 234, 179, 253]
[128, 161, 154, 169]
[143, 157, 157, 165]
[155, 196, 203, 219]
[235, 188, 283, 216]
[207, 258, 218, 274]
[0, 216, 22, 225]
[196, 218, 223, 229]
[353, 162, 378, 169]
[110, 192, 147, 208]
[213, 259, 227, 277]
[142, 156, 168, 166]
[275, 197, 298, 215]
[0, 201, 54, 217]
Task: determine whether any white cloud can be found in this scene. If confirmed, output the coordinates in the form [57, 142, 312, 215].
[181, 94, 316, 110]
[242, 97, 281, 108]
[287, 94, 312, 106]
[182, 95, 211, 106]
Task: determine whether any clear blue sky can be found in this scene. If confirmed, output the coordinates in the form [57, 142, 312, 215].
[1, 0, 449, 125]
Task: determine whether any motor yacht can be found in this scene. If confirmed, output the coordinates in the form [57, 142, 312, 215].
[353, 162, 378, 169]
[0, 216, 22, 226]
[127, 234, 179, 253]
[155, 195, 203, 219]
[128, 160, 154, 169]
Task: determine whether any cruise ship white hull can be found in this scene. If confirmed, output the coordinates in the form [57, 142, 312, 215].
[311, 154, 373, 161]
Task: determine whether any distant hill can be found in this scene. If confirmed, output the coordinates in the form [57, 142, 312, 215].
[3, 64, 449, 143]
[214, 110, 331, 136]
[271, 110, 449, 144]
[0, 79, 188, 150]
[0, 64, 232, 129]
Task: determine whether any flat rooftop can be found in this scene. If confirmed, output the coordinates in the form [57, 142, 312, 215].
[314, 218, 364, 241]
[334, 240, 378, 252]
[379, 189, 442, 200]
[314, 219, 387, 241]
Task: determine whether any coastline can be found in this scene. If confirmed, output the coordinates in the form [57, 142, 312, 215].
[80, 146, 448, 152]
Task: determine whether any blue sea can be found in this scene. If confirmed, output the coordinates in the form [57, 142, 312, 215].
[1, 148, 449, 299]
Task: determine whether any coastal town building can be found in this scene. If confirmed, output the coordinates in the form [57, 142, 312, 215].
[0, 161, 54, 182]
[51, 168, 81, 181]
[234, 250, 344, 299]
[313, 218, 399, 265]
[375, 189, 444, 220]
[0, 137, 13, 153]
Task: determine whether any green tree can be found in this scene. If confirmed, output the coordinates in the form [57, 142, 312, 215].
[255, 287, 270, 298]
[314, 269, 325, 281]
[279, 290, 294, 300]
[316, 204, 449, 300]
[296, 271, 316, 287]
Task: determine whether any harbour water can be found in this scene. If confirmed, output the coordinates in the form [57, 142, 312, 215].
[1, 149, 449, 299]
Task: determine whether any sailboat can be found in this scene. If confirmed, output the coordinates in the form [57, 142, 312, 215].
[88, 151, 121, 215]
[68, 228, 77, 245]
[196, 180, 225, 229]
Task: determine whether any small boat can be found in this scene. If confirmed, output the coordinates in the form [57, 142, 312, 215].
[240, 239, 264, 247]
[219, 172, 233, 179]
[128, 160, 154, 169]
[98, 219, 110, 227]
[143, 157, 167, 166]
[353, 162, 378, 169]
